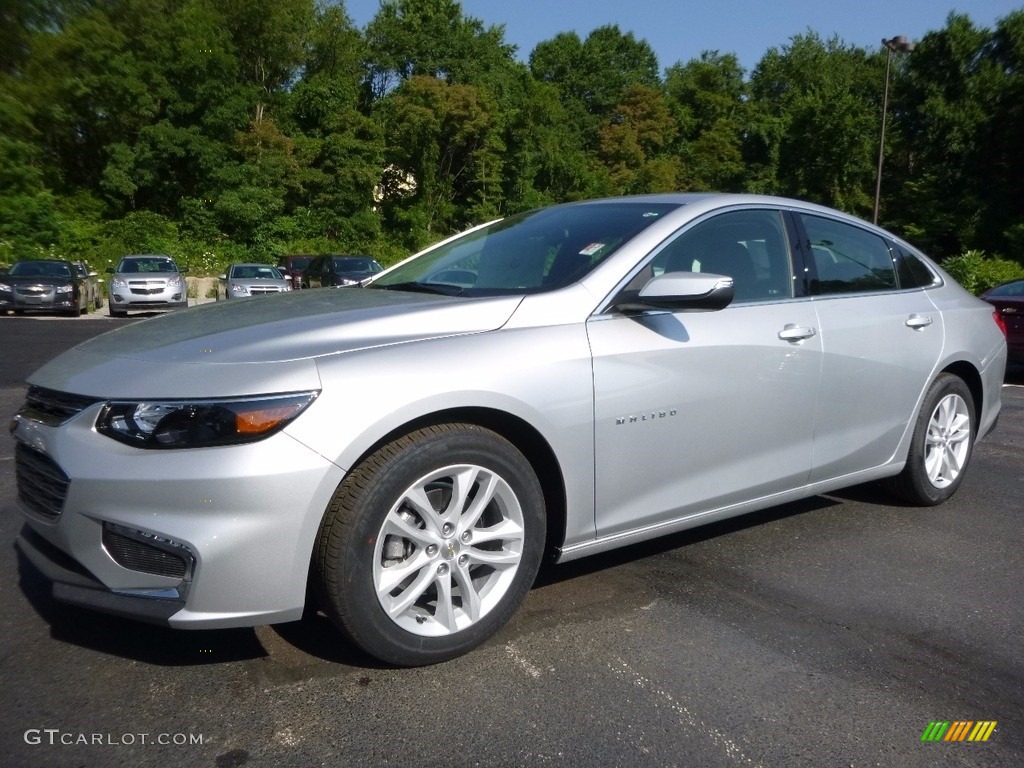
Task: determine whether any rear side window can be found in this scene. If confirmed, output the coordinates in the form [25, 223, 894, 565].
[800, 215, 896, 295]
[893, 245, 940, 289]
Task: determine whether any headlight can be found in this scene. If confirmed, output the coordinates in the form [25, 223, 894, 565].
[231, 283, 249, 294]
[168, 275, 184, 289]
[0, 282, 10, 292]
[96, 392, 318, 449]
[55, 283, 74, 294]
[111, 277, 127, 289]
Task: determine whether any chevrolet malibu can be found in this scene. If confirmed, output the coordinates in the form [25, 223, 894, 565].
[10, 194, 1007, 666]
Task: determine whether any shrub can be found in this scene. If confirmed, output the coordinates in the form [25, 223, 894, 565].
[940, 250, 1024, 295]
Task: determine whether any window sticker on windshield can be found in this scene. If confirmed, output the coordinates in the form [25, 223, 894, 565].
[579, 243, 605, 256]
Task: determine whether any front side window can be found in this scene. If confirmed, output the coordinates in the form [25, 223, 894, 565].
[370, 202, 682, 296]
[800, 215, 896, 295]
[645, 209, 794, 303]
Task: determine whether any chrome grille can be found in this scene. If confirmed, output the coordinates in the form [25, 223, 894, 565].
[20, 386, 101, 426]
[15, 443, 69, 520]
[102, 526, 190, 579]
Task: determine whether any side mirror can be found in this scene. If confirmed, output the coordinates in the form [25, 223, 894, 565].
[106, 267, 115, 274]
[218, 274, 227, 281]
[612, 272, 735, 313]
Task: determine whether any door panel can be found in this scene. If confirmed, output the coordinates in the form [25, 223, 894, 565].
[808, 291, 942, 480]
[795, 212, 944, 480]
[588, 301, 821, 537]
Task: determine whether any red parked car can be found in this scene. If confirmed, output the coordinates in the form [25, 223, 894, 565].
[981, 279, 1024, 363]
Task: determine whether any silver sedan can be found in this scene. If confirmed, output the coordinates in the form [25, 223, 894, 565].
[10, 194, 1007, 666]
[219, 263, 292, 299]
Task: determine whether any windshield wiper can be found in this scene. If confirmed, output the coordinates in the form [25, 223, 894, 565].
[371, 281, 464, 296]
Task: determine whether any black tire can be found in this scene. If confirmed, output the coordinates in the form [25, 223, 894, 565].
[888, 373, 975, 505]
[314, 423, 545, 666]
[108, 306, 126, 318]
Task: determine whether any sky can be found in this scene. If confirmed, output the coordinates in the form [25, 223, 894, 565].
[341, 0, 1023, 74]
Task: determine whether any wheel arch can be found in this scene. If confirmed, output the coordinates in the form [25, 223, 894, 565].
[340, 406, 568, 562]
[940, 359, 984, 430]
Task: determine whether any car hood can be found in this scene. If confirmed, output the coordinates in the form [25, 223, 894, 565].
[28, 288, 522, 398]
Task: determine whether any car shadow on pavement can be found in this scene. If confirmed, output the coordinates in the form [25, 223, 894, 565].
[1005, 362, 1024, 385]
[533, 494, 841, 589]
[15, 544, 267, 666]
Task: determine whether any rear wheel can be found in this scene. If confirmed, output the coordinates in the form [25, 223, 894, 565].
[315, 424, 545, 666]
[888, 373, 975, 505]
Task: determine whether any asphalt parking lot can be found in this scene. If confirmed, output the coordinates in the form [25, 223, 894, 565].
[1, 316, 1021, 768]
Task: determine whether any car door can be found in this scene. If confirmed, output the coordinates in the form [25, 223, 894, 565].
[795, 212, 944, 481]
[306, 256, 325, 288]
[588, 208, 821, 537]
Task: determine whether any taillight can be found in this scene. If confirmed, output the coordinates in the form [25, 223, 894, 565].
[993, 310, 1007, 338]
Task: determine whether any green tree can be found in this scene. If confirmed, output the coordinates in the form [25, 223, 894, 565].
[529, 24, 660, 146]
[892, 14, 992, 255]
[364, 0, 516, 99]
[748, 32, 880, 214]
[597, 84, 679, 194]
[664, 51, 748, 191]
[375, 75, 502, 245]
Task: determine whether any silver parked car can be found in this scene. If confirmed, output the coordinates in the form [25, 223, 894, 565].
[10, 194, 1007, 666]
[107, 254, 188, 317]
[219, 263, 292, 300]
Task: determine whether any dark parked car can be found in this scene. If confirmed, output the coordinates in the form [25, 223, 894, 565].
[0, 259, 89, 316]
[305, 255, 384, 287]
[71, 261, 103, 311]
[275, 255, 315, 290]
[981, 279, 1024, 363]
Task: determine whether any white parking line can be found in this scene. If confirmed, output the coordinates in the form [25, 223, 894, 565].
[609, 658, 766, 768]
[505, 643, 543, 679]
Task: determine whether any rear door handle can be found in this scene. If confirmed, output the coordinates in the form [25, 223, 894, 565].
[778, 324, 817, 342]
[906, 314, 934, 330]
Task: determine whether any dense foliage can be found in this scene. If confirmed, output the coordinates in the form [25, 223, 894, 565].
[1, 0, 1022, 280]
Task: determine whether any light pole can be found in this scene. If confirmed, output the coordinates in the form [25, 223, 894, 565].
[873, 35, 915, 225]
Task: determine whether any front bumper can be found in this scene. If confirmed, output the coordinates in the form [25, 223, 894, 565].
[109, 283, 187, 310]
[1, 288, 77, 312]
[11, 404, 345, 629]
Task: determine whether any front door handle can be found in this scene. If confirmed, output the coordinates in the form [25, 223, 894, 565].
[906, 314, 934, 330]
[778, 324, 817, 342]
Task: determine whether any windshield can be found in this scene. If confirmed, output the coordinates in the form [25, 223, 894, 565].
[117, 256, 179, 273]
[230, 265, 284, 279]
[10, 261, 72, 278]
[282, 256, 312, 271]
[988, 280, 1024, 297]
[370, 201, 680, 296]
[334, 257, 382, 274]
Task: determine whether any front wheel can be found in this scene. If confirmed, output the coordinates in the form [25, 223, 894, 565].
[888, 373, 975, 505]
[314, 424, 545, 666]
